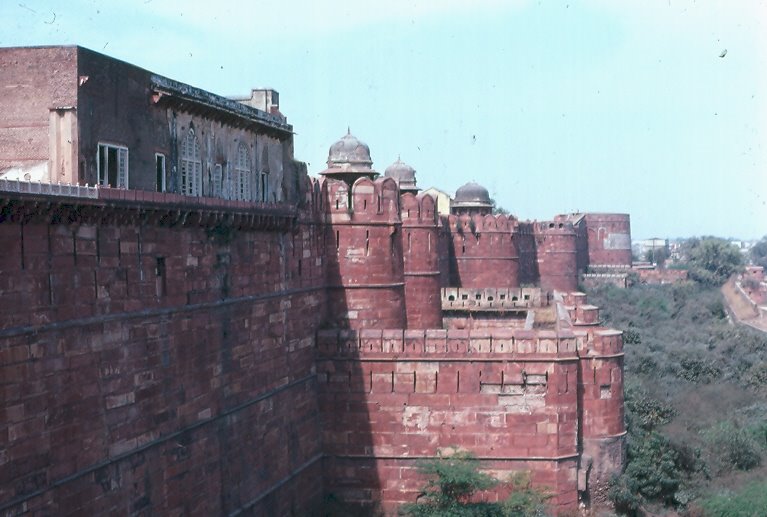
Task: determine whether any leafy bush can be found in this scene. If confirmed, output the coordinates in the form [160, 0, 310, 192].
[399, 451, 549, 517]
[745, 362, 767, 388]
[622, 327, 642, 345]
[624, 385, 676, 431]
[703, 422, 762, 472]
[608, 431, 684, 513]
[674, 357, 722, 383]
[501, 472, 549, 517]
[698, 480, 767, 517]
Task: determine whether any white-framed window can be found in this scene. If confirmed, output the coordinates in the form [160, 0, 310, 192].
[97, 143, 128, 188]
[155, 153, 166, 192]
[235, 143, 251, 201]
[180, 131, 202, 196]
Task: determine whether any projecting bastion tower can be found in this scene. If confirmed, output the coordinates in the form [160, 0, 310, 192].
[316, 131, 626, 513]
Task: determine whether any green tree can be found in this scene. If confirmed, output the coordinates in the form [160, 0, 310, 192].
[684, 237, 742, 286]
[400, 451, 548, 517]
[644, 247, 668, 266]
[750, 235, 767, 269]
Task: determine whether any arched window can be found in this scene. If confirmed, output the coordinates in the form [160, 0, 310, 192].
[235, 143, 251, 201]
[180, 130, 202, 196]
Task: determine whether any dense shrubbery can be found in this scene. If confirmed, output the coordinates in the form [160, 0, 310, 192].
[609, 431, 686, 513]
[399, 451, 549, 517]
[697, 480, 767, 517]
[608, 385, 697, 514]
[590, 283, 767, 515]
[624, 385, 675, 431]
[591, 283, 767, 387]
[750, 235, 767, 269]
[704, 422, 762, 473]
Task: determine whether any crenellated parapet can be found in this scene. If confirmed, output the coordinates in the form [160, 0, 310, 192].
[322, 176, 401, 224]
[445, 213, 519, 288]
[316, 323, 622, 361]
[399, 191, 437, 226]
[316, 327, 581, 359]
[301, 176, 326, 219]
[447, 212, 516, 234]
[441, 287, 544, 310]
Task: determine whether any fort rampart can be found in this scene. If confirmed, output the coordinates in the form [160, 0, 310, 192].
[0, 187, 326, 515]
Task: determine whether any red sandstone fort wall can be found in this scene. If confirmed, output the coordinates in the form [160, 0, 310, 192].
[516, 222, 538, 285]
[536, 222, 578, 293]
[323, 177, 407, 329]
[0, 190, 326, 515]
[446, 214, 519, 288]
[401, 192, 442, 328]
[0, 45, 631, 516]
[316, 325, 625, 513]
[583, 214, 632, 268]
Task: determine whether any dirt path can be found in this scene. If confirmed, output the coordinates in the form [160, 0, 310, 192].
[721, 277, 767, 332]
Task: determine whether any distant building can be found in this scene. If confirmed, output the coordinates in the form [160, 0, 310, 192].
[633, 238, 668, 261]
[0, 45, 302, 203]
[421, 186, 453, 216]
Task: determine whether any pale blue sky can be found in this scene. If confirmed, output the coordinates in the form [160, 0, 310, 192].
[2, 0, 765, 239]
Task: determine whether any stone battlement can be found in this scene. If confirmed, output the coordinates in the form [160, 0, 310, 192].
[400, 191, 438, 225]
[441, 287, 545, 310]
[322, 176, 401, 223]
[317, 326, 622, 359]
[446, 212, 516, 233]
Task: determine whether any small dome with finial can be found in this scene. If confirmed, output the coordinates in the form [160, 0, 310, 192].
[327, 128, 373, 168]
[319, 129, 379, 184]
[384, 156, 418, 192]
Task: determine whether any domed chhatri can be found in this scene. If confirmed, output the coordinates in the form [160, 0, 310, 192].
[451, 181, 493, 215]
[384, 157, 418, 193]
[320, 129, 378, 185]
[328, 129, 373, 168]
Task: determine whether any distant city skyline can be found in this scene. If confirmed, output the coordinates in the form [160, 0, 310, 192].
[2, 0, 765, 239]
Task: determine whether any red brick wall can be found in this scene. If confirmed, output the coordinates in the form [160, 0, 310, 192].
[536, 222, 578, 293]
[323, 177, 406, 329]
[317, 328, 589, 514]
[0, 192, 326, 515]
[583, 214, 632, 268]
[446, 214, 519, 288]
[636, 268, 688, 284]
[401, 192, 442, 328]
[516, 222, 539, 285]
[578, 331, 626, 504]
[0, 46, 78, 172]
